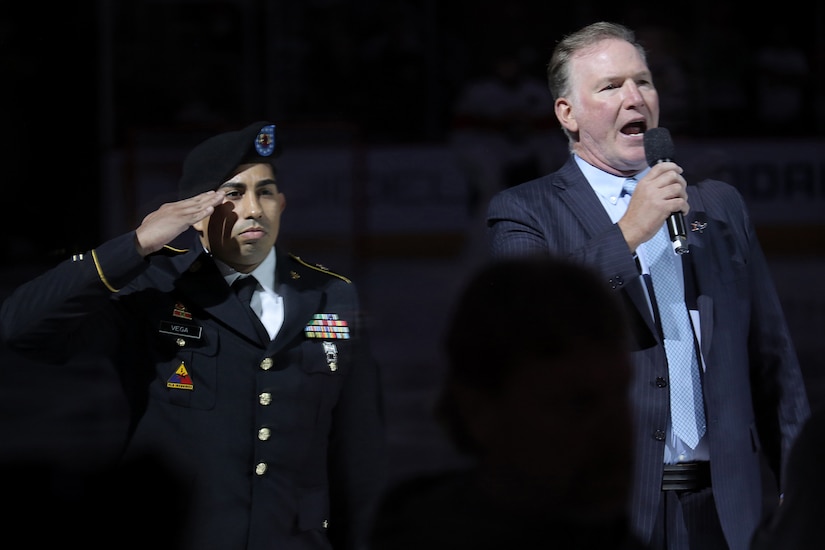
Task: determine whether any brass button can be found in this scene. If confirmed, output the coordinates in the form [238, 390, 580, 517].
[260, 357, 273, 370]
[258, 427, 271, 441]
[259, 392, 272, 406]
[255, 462, 267, 475]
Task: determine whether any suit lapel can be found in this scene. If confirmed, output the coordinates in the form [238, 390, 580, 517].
[555, 159, 615, 235]
[556, 159, 658, 335]
[683, 187, 715, 356]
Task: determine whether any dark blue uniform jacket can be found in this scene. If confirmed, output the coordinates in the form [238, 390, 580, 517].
[0, 231, 387, 550]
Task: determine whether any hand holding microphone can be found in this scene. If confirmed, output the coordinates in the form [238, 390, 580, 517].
[644, 127, 689, 254]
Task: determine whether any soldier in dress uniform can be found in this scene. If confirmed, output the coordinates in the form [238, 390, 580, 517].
[0, 121, 387, 550]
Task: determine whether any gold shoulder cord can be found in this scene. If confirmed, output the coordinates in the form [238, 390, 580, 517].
[91, 249, 119, 292]
[290, 254, 352, 284]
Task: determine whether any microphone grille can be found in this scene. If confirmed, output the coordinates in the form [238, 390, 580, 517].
[644, 127, 675, 166]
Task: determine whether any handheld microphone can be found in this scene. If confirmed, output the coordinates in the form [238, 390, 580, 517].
[644, 127, 688, 254]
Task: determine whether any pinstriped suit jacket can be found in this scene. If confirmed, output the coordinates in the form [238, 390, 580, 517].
[487, 155, 810, 550]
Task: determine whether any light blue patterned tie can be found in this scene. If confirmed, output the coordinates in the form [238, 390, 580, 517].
[624, 178, 706, 447]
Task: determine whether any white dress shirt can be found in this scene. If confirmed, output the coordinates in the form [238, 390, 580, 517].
[217, 247, 284, 340]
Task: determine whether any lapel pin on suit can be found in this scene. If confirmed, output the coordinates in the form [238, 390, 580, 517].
[690, 220, 708, 233]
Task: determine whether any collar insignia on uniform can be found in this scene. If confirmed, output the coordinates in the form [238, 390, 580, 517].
[290, 270, 300, 280]
[305, 313, 350, 339]
[172, 302, 192, 320]
[690, 220, 708, 233]
[167, 362, 194, 390]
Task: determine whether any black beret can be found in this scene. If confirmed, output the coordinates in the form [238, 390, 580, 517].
[177, 121, 280, 200]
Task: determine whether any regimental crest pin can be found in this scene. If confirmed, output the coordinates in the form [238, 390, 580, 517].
[172, 302, 192, 320]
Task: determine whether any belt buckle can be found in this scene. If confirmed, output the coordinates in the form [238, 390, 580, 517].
[661, 462, 710, 491]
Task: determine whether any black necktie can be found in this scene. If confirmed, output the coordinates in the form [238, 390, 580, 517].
[231, 275, 269, 341]
[232, 275, 258, 310]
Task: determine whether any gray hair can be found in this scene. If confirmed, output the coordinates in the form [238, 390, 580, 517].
[547, 21, 647, 101]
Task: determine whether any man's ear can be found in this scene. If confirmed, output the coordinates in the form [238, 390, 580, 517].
[555, 97, 577, 134]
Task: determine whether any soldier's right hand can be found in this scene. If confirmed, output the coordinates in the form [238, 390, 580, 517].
[135, 190, 225, 256]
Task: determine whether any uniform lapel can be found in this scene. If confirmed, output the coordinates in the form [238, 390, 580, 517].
[267, 251, 323, 354]
[176, 253, 269, 345]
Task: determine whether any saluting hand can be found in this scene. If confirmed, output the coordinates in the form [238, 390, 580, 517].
[618, 161, 689, 253]
[135, 190, 225, 256]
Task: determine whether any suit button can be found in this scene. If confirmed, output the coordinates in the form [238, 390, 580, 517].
[258, 427, 271, 441]
[260, 357, 273, 370]
[653, 430, 666, 441]
[259, 392, 272, 406]
[255, 462, 267, 475]
[655, 377, 668, 388]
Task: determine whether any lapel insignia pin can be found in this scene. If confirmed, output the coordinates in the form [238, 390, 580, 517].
[690, 220, 707, 233]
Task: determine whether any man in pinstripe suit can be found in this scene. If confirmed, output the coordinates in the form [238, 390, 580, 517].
[486, 21, 810, 550]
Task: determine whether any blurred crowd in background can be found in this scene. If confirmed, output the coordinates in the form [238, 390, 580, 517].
[109, 0, 822, 143]
[0, 0, 822, 257]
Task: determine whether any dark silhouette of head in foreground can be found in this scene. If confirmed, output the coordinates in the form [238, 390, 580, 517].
[370, 255, 647, 550]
